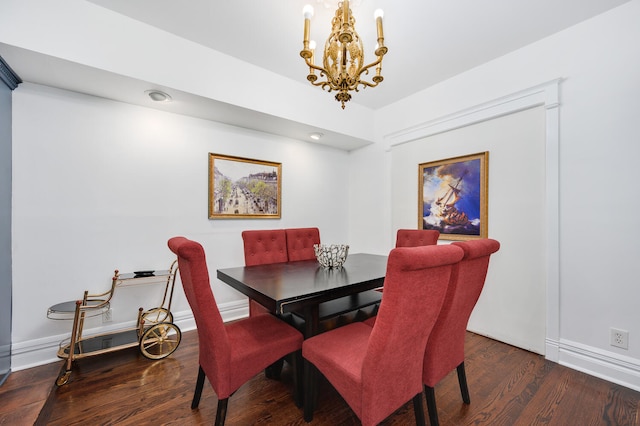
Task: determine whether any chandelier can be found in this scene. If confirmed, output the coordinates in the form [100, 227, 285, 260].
[300, 1, 388, 109]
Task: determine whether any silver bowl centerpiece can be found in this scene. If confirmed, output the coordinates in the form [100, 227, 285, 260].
[314, 244, 349, 269]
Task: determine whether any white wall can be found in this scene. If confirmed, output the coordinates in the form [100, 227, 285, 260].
[390, 107, 547, 354]
[350, 0, 640, 390]
[11, 83, 350, 369]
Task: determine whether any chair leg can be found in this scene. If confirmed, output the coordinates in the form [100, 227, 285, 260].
[303, 360, 318, 422]
[214, 398, 228, 426]
[265, 358, 284, 380]
[412, 392, 426, 426]
[191, 365, 206, 409]
[291, 350, 303, 408]
[424, 385, 439, 426]
[456, 362, 471, 404]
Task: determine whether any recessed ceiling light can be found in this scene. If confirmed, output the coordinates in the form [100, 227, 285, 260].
[145, 90, 172, 102]
[309, 132, 324, 140]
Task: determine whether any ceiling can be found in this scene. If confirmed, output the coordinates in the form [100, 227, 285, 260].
[86, 0, 630, 109]
[1, 0, 631, 149]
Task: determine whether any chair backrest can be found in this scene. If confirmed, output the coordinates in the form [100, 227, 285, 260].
[241, 229, 288, 266]
[361, 244, 464, 425]
[285, 227, 320, 261]
[395, 229, 440, 247]
[167, 237, 232, 395]
[422, 238, 500, 387]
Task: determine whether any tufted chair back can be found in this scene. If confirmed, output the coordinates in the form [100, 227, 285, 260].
[241, 229, 288, 316]
[285, 227, 321, 261]
[395, 229, 440, 247]
[241, 229, 288, 266]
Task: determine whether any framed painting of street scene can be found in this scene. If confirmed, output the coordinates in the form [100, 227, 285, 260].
[418, 152, 488, 240]
[209, 153, 282, 219]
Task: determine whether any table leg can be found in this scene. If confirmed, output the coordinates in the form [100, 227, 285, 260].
[303, 305, 320, 338]
[303, 359, 318, 422]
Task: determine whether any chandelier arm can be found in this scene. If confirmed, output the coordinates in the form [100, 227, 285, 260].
[301, 54, 334, 76]
[357, 56, 384, 79]
[303, 73, 337, 92]
[357, 80, 380, 89]
[311, 80, 333, 90]
[308, 63, 331, 76]
[320, 83, 336, 92]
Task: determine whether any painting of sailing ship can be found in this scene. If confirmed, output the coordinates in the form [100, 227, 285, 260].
[418, 152, 488, 240]
[209, 153, 281, 219]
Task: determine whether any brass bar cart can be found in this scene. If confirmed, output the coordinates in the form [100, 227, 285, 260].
[47, 260, 181, 386]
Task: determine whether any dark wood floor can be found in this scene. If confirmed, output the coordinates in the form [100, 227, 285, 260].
[1, 330, 639, 425]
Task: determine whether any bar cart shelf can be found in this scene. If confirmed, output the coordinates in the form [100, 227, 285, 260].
[47, 261, 181, 386]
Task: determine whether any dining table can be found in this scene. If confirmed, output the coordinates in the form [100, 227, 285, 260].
[216, 253, 388, 338]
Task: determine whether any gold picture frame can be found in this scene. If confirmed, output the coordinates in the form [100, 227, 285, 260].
[418, 152, 488, 240]
[208, 153, 282, 219]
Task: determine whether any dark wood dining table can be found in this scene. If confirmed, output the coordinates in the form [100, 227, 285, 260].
[216, 253, 387, 337]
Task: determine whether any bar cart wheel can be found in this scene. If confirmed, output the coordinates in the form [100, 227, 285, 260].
[56, 370, 72, 386]
[139, 323, 182, 360]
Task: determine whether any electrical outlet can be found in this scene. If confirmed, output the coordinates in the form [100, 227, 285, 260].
[610, 328, 629, 349]
[102, 308, 113, 323]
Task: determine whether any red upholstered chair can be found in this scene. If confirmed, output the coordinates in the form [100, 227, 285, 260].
[167, 237, 303, 426]
[241, 229, 288, 316]
[302, 244, 464, 426]
[285, 227, 320, 261]
[422, 238, 500, 426]
[396, 229, 440, 247]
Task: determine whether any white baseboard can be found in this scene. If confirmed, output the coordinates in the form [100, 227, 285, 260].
[472, 334, 640, 392]
[545, 337, 559, 362]
[10, 300, 249, 372]
[555, 338, 640, 392]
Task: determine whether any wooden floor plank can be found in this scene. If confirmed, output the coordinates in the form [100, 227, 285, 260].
[1, 330, 639, 425]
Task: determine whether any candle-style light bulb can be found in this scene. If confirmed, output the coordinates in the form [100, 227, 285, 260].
[374, 9, 384, 41]
[302, 5, 314, 51]
[303, 4, 314, 20]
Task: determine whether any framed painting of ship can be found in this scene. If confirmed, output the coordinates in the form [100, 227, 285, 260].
[208, 153, 282, 219]
[418, 152, 488, 240]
